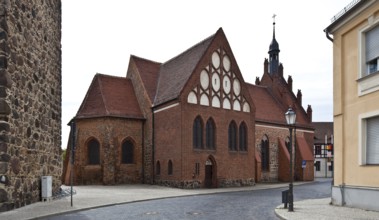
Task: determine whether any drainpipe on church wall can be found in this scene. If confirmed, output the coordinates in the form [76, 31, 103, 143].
[152, 112, 155, 184]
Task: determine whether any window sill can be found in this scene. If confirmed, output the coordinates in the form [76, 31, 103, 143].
[357, 71, 379, 96]
[85, 165, 101, 169]
[193, 148, 216, 152]
[360, 164, 379, 166]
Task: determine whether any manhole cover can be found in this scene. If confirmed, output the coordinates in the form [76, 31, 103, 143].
[187, 211, 202, 215]
[144, 211, 159, 215]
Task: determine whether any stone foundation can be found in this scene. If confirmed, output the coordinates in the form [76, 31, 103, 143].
[218, 178, 255, 188]
[155, 178, 255, 189]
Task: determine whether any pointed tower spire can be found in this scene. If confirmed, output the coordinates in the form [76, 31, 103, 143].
[273, 14, 276, 39]
[268, 14, 280, 77]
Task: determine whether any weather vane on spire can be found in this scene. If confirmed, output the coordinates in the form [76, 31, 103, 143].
[272, 14, 277, 25]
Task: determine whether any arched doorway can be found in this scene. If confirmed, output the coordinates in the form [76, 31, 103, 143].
[204, 156, 217, 188]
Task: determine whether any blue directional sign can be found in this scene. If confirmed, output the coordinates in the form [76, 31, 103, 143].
[302, 160, 306, 168]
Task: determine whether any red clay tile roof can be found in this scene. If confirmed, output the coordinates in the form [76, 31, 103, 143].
[131, 56, 161, 103]
[312, 122, 333, 143]
[247, 82, 313, 128]
[247, 83, 285, 124]
[296, 136, 314, 161]
[76, 74, 144, 119]
[153, 31, 216, 106]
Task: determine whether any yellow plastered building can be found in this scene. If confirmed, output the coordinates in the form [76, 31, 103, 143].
[325, 0, 379, 212]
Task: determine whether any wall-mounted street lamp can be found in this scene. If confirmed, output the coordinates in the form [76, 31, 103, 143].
[285, 107, 296, 212]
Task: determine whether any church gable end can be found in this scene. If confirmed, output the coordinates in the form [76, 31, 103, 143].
[183, 28, 252, 113]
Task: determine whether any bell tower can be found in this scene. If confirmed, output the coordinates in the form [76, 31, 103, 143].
[268, 14, 280, 76]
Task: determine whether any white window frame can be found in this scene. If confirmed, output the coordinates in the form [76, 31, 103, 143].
[359, 110, 379, 165]
[358, 16, 379, 96]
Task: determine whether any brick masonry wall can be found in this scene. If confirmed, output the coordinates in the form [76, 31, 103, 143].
[0, 0, 62, 212]
[127, 60, 153, 184]
[70, 118, 144, 185]
[255, 124, 314, 182]
[295, 132, 314, 181]
[256, 124, 289, 182]
[154, 99, 256, 188]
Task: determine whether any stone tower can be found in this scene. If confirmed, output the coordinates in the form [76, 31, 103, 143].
[0, 0, 62, 211]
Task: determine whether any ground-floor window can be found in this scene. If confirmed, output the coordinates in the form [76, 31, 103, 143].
[168, 160, 173, 175]
[261, 135, 269, 171]
[121, 140, 134, 164]
[88, 138, 100, 165]
[366, 116, 379, 164]
[156, 161, 161, 175]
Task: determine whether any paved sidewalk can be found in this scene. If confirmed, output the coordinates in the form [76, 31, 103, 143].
[0, 182, 295, 220]
[275, 198, 379, 220]
[0, 180, 378, 220]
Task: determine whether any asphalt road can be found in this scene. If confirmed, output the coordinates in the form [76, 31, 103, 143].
[42, 179, 332, 220]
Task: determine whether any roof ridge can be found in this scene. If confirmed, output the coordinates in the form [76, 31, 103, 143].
[130, 55, 162, 65]
[153, 29, 218, 106]
[96, 73, 128, 80]
[246, 82, 269, 89]
[162, 32, 216, 65]
[97, 75, 110, 115]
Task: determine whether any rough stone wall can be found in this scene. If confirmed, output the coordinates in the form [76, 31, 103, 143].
[255, 125, 289, 182]
[155, 178, 255, 189]
[0, 0, 62, 212]
[255, 124, 314, 182]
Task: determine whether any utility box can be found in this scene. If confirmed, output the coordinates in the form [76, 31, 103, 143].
[282, 190, 289, 208]
[41, 176, 52, 201]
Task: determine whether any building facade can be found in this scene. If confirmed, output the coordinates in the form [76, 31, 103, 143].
[312, 122, 333, 178]
[63, 26, 314, 188]
[0, 0, 62, 212]
[325, 0, 379, 212]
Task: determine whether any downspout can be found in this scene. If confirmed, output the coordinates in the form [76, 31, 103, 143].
[152, 110, 155, 184]
[340, 183, 346, 206]
[142, 120, 145, 183]
[325, 29, 334, 42]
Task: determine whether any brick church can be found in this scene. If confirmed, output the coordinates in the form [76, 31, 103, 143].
[63, 24, 314, 188]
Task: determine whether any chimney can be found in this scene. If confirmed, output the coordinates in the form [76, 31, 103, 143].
[297, 89, 302, 106]
[264, 58, 268, 75]
[287, 75, 293, 91]
[279, 63, 283, 77]
[255, 77, 260, 85]
[307, 105, 313, 122]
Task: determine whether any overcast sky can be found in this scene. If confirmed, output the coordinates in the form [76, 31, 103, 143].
[61, 0, 351, 149]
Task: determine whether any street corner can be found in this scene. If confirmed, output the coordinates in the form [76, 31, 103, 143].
[274, 205, 289, 220]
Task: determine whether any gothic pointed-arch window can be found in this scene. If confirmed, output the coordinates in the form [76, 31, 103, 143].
[156, 161, 161, 175]
[228, 121, 237, 151]
[168, 160, 173, 175]
[239, 122, 247, 151]
[88, 138, 100, 165]
[122, 139, 134, 164]
[193, 116, 203, 149]
[206, 118, 216, 149]
[261, 135, 269, 171]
